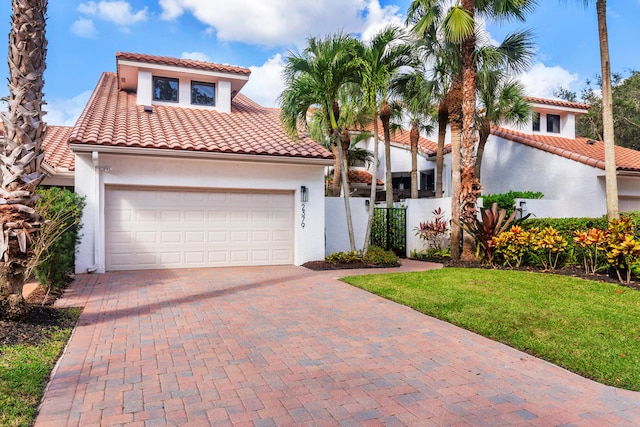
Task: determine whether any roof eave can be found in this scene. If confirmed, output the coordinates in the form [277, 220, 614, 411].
[70, 144, 335, 167]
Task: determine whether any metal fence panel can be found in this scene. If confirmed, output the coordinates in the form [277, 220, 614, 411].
[371, 207, 407, 257]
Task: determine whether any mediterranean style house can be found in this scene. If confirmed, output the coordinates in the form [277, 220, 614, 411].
[43, 53, 334, 273]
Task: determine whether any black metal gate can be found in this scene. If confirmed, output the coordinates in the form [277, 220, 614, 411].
[371, 206, 407, 257]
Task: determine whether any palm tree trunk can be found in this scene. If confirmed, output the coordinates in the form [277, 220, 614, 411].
[363, 112, 381, 254]
[448, 76, 463, 260]
[475, 120, 491, 182]
[410, 121, 419, 199]
[435, 98, 448, 198]
[597, 0, 619, 219]
[331, 145, 342, 196]
[460, 0, 479, 261]
[380, 100, 393, 207]
[0, 0, 48, 320]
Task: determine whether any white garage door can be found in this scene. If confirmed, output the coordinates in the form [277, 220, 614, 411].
[105, 187, 294, 271]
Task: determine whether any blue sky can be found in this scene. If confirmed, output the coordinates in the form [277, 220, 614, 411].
[0, 0, 638, 127]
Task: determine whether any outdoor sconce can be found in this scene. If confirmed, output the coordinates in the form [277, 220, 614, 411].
[365, 199, 370, 212]
[300, 186, 309, 203]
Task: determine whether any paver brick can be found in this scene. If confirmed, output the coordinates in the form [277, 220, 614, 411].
[34, 263, 640, 426]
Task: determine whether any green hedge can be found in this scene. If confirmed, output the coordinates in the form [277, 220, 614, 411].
[482, 191, 544, 215]
[31, 187, 86, 291]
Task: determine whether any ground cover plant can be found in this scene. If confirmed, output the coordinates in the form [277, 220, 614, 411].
[342, 268, 640, 391]
[0, 306, 80, 427]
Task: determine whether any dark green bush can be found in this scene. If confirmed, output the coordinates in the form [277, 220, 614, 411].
[363, 245, 400, 265]
[29, 187, 85, 292]
[482, 191, 544, 215]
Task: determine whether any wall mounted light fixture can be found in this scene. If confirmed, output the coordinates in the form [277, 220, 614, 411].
[300, 186, 309, 203]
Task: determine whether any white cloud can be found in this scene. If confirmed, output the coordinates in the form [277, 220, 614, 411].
[158, 0, 404, 47]
[70, 17, 96, 38]
[518, 62, 580, 99]
[358, 1, 405, 43]
[242, 54, 286, 108]
[181, 51, 210, 62]
[77, 1, 148, 27]
[44, 90, 93, 126]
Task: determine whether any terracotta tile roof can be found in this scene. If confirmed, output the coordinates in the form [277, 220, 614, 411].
[491, 127, 640, 172]
[70, 72, 333, 161]
[362, 121, 449, 156]
[43, 126, 74, 171]
[348, 169, 383, 185]
[525, 97, 590, 111]
[116, 52, 251, 76]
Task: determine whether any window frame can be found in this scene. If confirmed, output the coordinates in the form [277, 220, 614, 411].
[190, 81, 216, 106]
[547, 114, 561, 133]
[152, 76, 179, 103]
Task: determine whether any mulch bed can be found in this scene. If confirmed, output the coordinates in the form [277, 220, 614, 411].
[0, 286, 76, 348]
[303, 260, 401, 270]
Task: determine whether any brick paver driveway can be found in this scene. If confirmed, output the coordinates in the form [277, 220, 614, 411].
[36, 261, 639, 426]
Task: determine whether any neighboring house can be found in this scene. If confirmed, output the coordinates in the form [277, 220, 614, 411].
[43, 52, 333, 273]
[355, 97, 640, 218]
[483, 97, 640, 217]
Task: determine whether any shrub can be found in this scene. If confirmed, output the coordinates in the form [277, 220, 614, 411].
[27, 188, 85, 292]
[606, 217, 640, 284]
[482, 190, 544, 215]
[326, 251, 361, 264]
[530, 227, 568, 270]
[414, 208, 449, 251]
[573, 228, 609, 275]
[460, 202, 527, 265]
[363, 245, 400, 265]
[493, 225, 533, 268]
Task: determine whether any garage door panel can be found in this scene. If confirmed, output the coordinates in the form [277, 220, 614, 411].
[106, 188, 293, 270]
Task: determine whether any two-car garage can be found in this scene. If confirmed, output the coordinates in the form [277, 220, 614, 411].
[105, 187, 294, 271]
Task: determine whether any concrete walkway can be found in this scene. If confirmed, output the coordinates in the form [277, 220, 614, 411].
[36, 261, 640, 426]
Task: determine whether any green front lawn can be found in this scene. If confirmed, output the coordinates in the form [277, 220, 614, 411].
[343, 268, 640, 391]
[0, 307, 81, 427]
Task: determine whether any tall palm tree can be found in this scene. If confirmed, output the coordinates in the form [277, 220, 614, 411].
[0, 0, 48, 320]
[357, 26, 416, 252]
[565, 0, 618, 219]
[407, 0, 536, 260]
[280, 33, 363, 251]
[392, 71, 436, 199]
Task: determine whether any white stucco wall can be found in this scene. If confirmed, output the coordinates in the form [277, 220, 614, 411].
[74, 151, 327, 273]
[324, 197, 369, 255]
[481, 135, 607, 218]
[405, 197, 451, 257]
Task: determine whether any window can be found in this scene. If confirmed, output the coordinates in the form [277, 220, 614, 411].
[532, 112, 540, 132]
[547, 114, 561, 133]
[191, 81, 215, 106]
[153, 76, 178, 102]
[420, 170, 435, 192]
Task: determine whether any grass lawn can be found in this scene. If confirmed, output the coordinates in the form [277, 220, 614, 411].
[342, 268, 640, 391]
[0, 307, 81, 427]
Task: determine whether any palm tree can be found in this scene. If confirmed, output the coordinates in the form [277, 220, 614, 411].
[565, 0, 618, 219]
[407, 0, 536, 260]
[392, 71, 436, 199]
[357, 26, 416, 252]
[280, 33, 363, 251]
[475, 74, 529, 181]
[0, 0, 48, 320]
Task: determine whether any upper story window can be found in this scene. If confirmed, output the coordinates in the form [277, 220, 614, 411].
[547, 114, 561, 133]
[532, 112, 540, 132]
[191, 81, 215, 106]
[153, 76, 178, 102]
